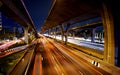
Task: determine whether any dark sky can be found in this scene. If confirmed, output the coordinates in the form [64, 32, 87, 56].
[23, 0, 53, 32]
[2, 13, 22, 32]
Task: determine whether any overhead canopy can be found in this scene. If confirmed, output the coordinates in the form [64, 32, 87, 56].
[0, 0, 37, 35]
[41, 0, 102, 32]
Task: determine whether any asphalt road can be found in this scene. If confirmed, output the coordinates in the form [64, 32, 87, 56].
[8, 35, 120, 75]
[9, 45, 35, 75]
[34, 35, 111, 75]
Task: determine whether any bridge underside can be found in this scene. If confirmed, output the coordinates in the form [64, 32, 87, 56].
[0, 0, 37, 37]
[41, 0, 120, 67]
[41, 0, 101, 32]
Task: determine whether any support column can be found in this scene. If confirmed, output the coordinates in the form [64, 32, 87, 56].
[53, 27, 56, 39]
[101, 32, 104, 42]
[64, 32, 68, 44]
[59, 25, 64, 42]
[48, 29, 50, 37]
[64, 23, 70, 44]
[46, 30, 48, 37]
[110, 1, 120, 67]
[52, 28, 55, 38]
[49, 29, 52, 37]
[50, 28, 53, 38]
[24, 27, 29, 44]
[101, 3, 115, 65]
[30, 31, 34, 41]
[91, 28, 95, 43]
[72, 31, 75, 39]
[54, 27, 57, 39]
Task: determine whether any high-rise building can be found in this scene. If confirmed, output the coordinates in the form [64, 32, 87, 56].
[0, 12, 2, 31]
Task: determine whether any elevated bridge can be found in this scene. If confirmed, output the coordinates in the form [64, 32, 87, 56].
[0, 0, 120, 75]
[40, 0, 120, 68]
[0, 0, 38, 43]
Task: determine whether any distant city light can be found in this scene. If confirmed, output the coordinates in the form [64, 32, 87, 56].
[21, 37, 25, 40]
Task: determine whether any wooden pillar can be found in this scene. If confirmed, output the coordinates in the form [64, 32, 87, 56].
[101, 3, 115, 65]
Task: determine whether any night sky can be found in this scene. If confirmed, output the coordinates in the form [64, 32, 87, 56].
[23, 0, 53, 32]
[2, 13, 22, 32]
